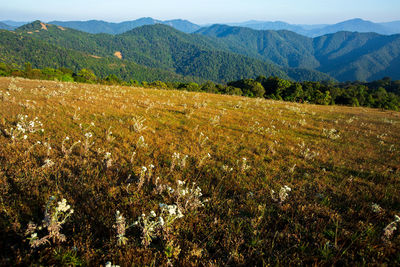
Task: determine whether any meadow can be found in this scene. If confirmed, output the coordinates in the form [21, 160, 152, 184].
[0, 76, 399, 265]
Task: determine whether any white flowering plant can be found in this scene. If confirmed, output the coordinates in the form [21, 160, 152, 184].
[4, 114, 44, 142]
[114, 210, 128, 246]
[170, 152, 189, 171]
[26, 196, 74, 248]
[175, 180, 206, 213]
[382, 215, 400, 243]
[271, 185, 292, 204]
[61, 136, 81, 159]
[323, 128, 341, 140]
[132, 210, 163, 247]
[132, 203, 184, 248]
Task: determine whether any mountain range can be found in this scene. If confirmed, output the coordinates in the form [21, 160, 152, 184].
[2, 17, 400, 36]
[0, 22, 13, 31]
[1, 21, 331, 83]
[196, 24, 400, 81]
[228, 18, 400, 37]
[0, 20, 400, 83]
[49, 18, 201, 34]
[0, 18, 201, 34]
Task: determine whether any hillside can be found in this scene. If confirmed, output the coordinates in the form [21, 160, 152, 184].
[197, 25, 400, 81]
[0, 77, 399, 265]
[0, 30, 198, 83]
[313, 31, 400, 81]
[10, 21, 332, 82]
[196, 24, 319, 68]
[3, 20, 400, 82]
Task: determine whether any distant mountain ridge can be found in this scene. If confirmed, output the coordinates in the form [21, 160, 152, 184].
[229, 18, 400, 37]
[2, 17, 400, 36]
[0, 22, 14, 31]
[48, 18, 201, 34]
[0, 20, 27, 27]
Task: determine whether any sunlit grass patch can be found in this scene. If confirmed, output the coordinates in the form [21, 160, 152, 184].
[0, 77, 399, 265]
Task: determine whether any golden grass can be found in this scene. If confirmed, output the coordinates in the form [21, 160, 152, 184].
[0, 77, 399, 265]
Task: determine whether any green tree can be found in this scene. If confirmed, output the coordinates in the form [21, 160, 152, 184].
[201, 81, 218, 93]
[77, 68, 97, 83]
[261, 77, 292, 99]
[228, 79, 265, 98]
[149, 81, 168, 89]
[283, 83, 303, 102]
[104, 74, 122, 85]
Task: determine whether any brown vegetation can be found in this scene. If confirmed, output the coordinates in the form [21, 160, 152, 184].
[40, 22, 48, 31]
[0, 77, 399, 265]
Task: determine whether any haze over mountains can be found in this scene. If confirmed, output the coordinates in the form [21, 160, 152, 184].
[228, 18, 400, 37]
[2, 17, 400, 36]
[49, 18, 201, 34]
[0, 22, 13, 31]
[0, 19, 400, 82]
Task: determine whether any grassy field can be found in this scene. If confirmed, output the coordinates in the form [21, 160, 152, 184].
[0, 76, 399, 265]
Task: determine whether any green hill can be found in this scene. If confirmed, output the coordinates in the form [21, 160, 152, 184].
[196, 24, 319, 69]
[10, 20, 400, 83]
[11, 21, 332, 83]
[196, 25, 400, 81]
[0, 29, 198, 83]
[313, 31, 400, 81]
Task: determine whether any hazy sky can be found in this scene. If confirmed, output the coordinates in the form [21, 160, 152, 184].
[1, 0, 399, 24]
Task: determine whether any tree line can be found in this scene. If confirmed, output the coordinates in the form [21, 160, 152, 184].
[1, 63, 399, 110]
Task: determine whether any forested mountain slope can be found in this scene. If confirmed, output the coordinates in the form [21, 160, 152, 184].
[10, 21, 332, 82]
[197, 25, 400, 81]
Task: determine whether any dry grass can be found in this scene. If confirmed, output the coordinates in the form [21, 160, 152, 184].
[114, 51, 123, 59]
[0, 77, 399, 265]
[40, 22, 48, 31]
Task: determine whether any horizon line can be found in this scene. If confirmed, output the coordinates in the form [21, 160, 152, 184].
[1, 17, 400, 26]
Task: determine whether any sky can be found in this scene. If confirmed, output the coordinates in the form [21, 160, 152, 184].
[1, 0, 400, 24]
